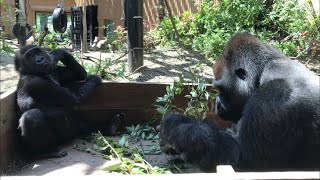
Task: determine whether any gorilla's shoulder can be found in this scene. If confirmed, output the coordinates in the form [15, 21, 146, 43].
[261, 60, 319, 83]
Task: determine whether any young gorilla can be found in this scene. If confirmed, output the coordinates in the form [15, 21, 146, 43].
[159, 32, 320, 171]
[15, 45, 120, 157]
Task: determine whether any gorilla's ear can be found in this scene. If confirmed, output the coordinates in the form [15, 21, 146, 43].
[235, 68, 246, 80]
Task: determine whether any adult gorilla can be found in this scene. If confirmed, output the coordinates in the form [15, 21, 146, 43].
[159, 32, 320, 171]
[15, 45, 120, 158]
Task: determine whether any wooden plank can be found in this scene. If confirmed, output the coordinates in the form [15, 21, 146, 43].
[72, 81, 219, 129]
[0, 82, 220, 172]
[1, 82, 319, 177]
[0, 88, 20, 173]
[216, 165, 235, 174]
[1, 171, 320, 180]
[72, 81, 206, 109]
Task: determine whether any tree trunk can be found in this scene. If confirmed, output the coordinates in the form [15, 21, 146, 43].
[164, 0, 180, 45]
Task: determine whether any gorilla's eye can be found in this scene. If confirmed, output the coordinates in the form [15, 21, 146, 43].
[235, 68, 246, 80]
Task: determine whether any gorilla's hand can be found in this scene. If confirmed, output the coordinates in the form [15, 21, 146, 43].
[51, 49, 68, 64]
[159, 113, 196, 154]
[86, 74, 102, 85]
[159, 113, 239, 171]
[78, 75, 102, 102]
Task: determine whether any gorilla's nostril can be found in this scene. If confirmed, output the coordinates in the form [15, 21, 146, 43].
[36, 57, 45, 64]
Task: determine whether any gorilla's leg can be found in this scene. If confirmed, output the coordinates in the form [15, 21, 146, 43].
[18, 109, 67, 158]
[160, 113, 240, 171]
[44, 109, 80, 142]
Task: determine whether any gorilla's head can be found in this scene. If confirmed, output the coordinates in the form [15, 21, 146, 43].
[212, 32, 286, 122]
[14, 45, 56, 75]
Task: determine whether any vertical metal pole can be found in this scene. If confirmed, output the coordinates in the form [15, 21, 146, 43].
[127, 0, 143, 73]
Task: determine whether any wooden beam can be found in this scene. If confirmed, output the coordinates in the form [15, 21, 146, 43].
[81, 0, 88, 53]
[126, 0, 143, 73]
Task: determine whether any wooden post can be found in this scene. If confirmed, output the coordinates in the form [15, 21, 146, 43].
[126, 0, 143, 73]
[18, 0, 26, 46]
[0, 3, 3, 47]
[81, 0, 88, 53]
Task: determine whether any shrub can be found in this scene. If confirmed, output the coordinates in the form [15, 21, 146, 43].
[153, 0, 320, 62]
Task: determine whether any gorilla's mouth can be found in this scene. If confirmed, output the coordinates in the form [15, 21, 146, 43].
[44, 63, 56, 72]
[215, 96, 241, 122]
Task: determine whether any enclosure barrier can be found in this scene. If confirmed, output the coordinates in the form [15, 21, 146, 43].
[1, 82, 319, 179]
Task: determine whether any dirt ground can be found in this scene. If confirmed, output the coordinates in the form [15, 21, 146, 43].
[1, 40, 211, 176]
[0, 39, 216, 94]
[1, 39, 319, 95]
[9, 137, 202, 176]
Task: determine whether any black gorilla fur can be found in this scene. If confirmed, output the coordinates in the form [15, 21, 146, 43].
[159, 32, 320, 171]
[15, 45, 120, 157]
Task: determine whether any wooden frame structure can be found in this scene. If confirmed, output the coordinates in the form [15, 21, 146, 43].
[1, 82, 319, 179]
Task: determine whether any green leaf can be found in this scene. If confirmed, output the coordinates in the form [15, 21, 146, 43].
[166, 85, 171, 92]
[103, 155, 112, 160]
[185, 95, 192, 98]
[147, 133, 154, 140]
[153, 134, 159, 140]
[114, 148, 124, 154]
[156, 106, 167, 114]
[101, 162, 122, 171]
[190, 91, 197, 97]
[133, 154, 143, 162]
[118, 135, 127, 146]
[131, 167, 145, 174]
[205, 91, 210, 100]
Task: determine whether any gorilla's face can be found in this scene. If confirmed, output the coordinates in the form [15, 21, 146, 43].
[16, 45, 56, 75]
[212, 33, 265, 122]
[213, 59, 248, 122]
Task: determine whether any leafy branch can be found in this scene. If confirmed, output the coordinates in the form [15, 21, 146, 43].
[155, 75, 218, 120]
[92, 131, 171, 174]
[155, 75, 185, 117]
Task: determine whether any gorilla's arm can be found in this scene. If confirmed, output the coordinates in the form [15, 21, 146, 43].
[160, 113, 240, 171]
[51, 49, 87, 84]
[26, 75, 101, 106]
[238, 79, 304, 169]
[26, 76, 82, 106]
[160, 79, 304, 171]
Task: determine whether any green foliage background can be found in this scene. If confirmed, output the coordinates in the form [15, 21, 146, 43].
[153, 0, 320, 61]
